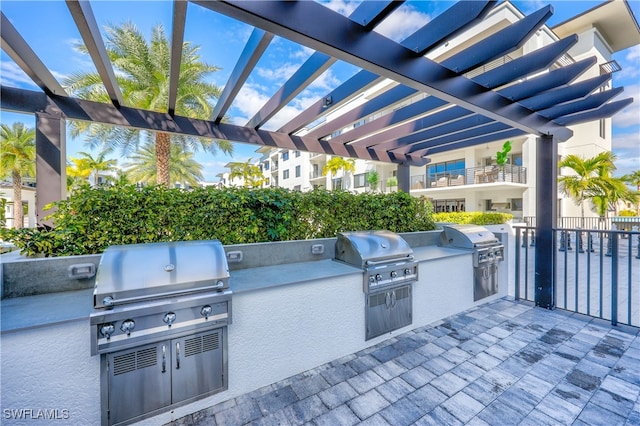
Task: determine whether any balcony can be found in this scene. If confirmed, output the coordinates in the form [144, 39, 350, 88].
[411, 165, 527, 190]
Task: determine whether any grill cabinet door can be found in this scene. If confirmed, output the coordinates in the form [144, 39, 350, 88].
[107, 341, 171, 425]
[366, 284, 412, 340]
[171, 328, 225, 403]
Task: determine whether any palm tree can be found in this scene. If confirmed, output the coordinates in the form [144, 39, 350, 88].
[558, 151, 621, 224]
[66, 157, 92, 191]
[322, 157, 355, 190]
[228, 159, 268, 188]
[75, 151, 117, 186]
[622, 170, 640, 190]
[0, 122, 35, 228]
[123, 141, 203, 187]
[64, 22, 232, 186]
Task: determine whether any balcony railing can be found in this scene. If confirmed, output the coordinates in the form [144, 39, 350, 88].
[410, 165, 527, 190]
[514, 226, 640, 327]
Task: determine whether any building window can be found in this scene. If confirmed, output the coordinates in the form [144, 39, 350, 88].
[427, 159, 465, 186]
[264, 162, 270, 171]
[353, 173, 369, 188]
[294, 185, 301, 191]
[282, 151, 289, 161]
[599, 119, 606, 139]
[510, 198, 523, 211]
[283, 169, 289, 179]
[295, 165, 301, 178]
[332, 177, 342, 190]
[432, 199, 465, 213]
[294, 150, 301, 158]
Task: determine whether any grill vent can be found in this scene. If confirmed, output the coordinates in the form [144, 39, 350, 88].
[113, 347, 157, 376]
[370, 292, 386, 308]
[113, 352, 136, 376]
[185, 332, 220, 357]
[396, 286, 410, 300]
[185, 336, 202, 357]
[203, 332, 219, 352]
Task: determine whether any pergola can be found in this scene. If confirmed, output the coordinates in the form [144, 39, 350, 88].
[1, 0, 635, 308]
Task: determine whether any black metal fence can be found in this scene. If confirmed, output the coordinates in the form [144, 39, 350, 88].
[514, 226, 640, 327]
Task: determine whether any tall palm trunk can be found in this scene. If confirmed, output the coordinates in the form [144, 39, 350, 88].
[12, 170, 23, 229]
[156, 132, 171, 186]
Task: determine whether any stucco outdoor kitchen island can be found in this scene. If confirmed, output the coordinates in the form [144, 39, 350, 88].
[0, 230, 510, 425]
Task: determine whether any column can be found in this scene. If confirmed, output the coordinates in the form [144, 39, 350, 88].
[534, 134, 557, 308]
[35, 112, 66, 227]
[396, 163, 410, 193]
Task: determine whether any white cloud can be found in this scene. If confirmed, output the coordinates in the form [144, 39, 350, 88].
[373, 4, 431, 42]
[256, 62, 301, 83]
[612, 132, 640, 176]
[0, 61, 39, 89]
[613, 83, 640, 128]
[322, 0, 360, 17]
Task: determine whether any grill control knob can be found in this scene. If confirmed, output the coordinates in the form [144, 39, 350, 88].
[404, 268, 412, 275]
[375, 274, 382, 281]
[120, 319, 135, 336]
[390, 271, 398, 278]
[100, 323, 115, 339]
[369, 275, 375, 283]
[201, 305, 213, 319]
[163, 312, 177, 326]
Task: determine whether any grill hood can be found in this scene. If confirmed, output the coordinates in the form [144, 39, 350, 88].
[93, 240, 229, 309]
[439, 224, 499, 249]
[335, 230, 414, 268]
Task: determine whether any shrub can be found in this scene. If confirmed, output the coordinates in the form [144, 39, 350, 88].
[432, 211, 513, 225]
[618, 209, 637, 217]
[1, 185, 436, 257]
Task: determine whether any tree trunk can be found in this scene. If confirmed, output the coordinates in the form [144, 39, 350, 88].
[156, 132, 171, 186]
[94, 171, 99, 187]
[12, 170, 23, 229]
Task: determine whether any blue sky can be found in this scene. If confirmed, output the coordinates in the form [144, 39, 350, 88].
[1, 0, 639, 179]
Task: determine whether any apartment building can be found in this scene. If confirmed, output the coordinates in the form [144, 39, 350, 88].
[220, 1, 638, 221]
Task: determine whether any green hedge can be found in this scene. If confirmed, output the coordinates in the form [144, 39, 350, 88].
[432, 211, 513, 225]
[0, 184, 436, 257]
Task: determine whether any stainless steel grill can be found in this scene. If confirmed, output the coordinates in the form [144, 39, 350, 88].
[439, 224, 504, 301]
[335, 231, 417, 340]
[90, 240, 232, 426]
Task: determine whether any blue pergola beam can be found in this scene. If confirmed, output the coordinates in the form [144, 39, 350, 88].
[500, 57, 596, 101]
[246, 52, 336, 128]
[387, 113, 494, 153]
[0, 12, 67, 96]
[348, 1, 404, 30]
[339, 40, 580, 149]
[407, 122, 513, 157]
[554, 98, 634, 126]
[305, 84, 418, 140]
[212, 29, 274, 123]
[539, 87, 624, 119]
[332, 96, 448, 147]
[167, 0, 187, 116]
[66, 0, 123, 107]
[519, 73, 612, 111]
[277, 70, 381, 134]
[442, 6, 553, 74]
[474, 35, 578, 89]
[401, 0, 497, 55]
[246, 0, 401, 129]
[421, 128, 527, 156]
[198, 1, 573, 141]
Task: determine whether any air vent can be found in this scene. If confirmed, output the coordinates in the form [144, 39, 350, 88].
[185, 336, 202, 357]
[396, 286, 410, 300]
[113, 352, 136, 376]
[370, 292, 386, 308]
[203, 332, 219, 352]
[112, 348, 156, 376]
[185, 331, 220, 357]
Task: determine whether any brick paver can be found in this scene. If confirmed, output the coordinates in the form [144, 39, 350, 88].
[167, 299, 640, 426]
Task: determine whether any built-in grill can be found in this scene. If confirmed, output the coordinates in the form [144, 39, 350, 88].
[90, 240, 232, 426]
[335, 231, 418, 340]
[439, 224, 504, 301]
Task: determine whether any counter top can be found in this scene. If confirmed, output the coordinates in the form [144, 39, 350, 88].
[1, 245, 470, 333]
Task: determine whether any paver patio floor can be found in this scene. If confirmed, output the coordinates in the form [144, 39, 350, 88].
[167, 298, 640, 426]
